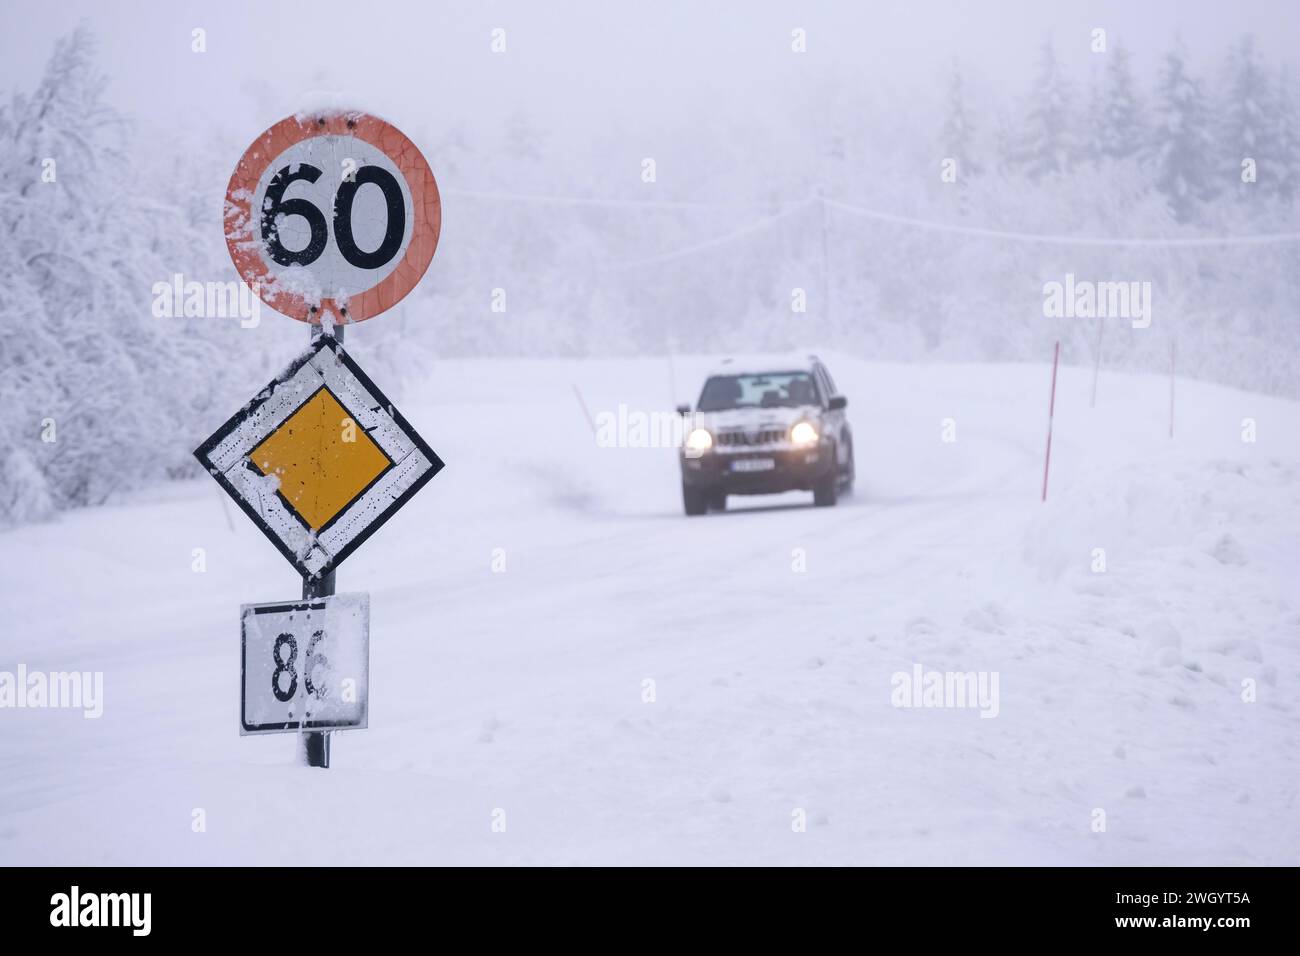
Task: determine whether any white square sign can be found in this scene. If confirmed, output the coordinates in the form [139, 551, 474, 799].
[239, 593, 369, 735]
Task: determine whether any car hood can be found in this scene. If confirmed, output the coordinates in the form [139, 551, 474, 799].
[693, 406, 820, 432]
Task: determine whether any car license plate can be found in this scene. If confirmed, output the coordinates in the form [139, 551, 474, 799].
[731, 458, 775, 472]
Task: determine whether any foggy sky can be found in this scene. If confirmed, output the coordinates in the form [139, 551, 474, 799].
[3, 0, 1297, 146]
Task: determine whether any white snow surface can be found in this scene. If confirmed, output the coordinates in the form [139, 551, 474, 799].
[0, 354, 1297, 865]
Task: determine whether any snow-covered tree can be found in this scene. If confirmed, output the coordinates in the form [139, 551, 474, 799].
[1266, 66, 1299, 204]
[1007, 42, 1078, 179]
[1218, 36, 1273, 201]
[1095, 44, 1146, 161]
[1151, 46, 1218, 222]
[940, 61, 982, 181]
[0, 27, 245, 524]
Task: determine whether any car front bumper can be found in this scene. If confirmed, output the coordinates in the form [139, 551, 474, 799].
[680, 444, 834, 495]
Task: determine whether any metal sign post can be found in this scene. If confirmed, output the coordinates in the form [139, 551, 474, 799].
[300, 569, 335, 768]
[302, 321, 340, 769]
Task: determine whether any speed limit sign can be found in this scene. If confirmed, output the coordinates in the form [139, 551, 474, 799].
[224, 111, 440, 324]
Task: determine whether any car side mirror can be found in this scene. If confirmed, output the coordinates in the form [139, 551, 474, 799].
[828, 395, 848, 411]
[676, 404, 691, 416]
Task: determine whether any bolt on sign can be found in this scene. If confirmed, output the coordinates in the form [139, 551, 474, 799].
[240, 593, 369, 735]
[194, 335, 443, 580]
[224, 110, 440, 325]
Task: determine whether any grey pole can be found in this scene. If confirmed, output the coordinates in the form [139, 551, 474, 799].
[300, 318, 344, 768]
[819, 187, 831, 332]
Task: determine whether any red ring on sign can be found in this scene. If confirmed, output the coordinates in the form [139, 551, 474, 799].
[224, 112, 440, 325]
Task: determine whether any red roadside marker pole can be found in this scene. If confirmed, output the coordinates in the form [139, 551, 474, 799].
[1042, 340, 1060, 503]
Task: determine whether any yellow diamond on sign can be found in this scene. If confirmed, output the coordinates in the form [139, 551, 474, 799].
[250, 387, 392, 532]
[195, 336, 443, 580]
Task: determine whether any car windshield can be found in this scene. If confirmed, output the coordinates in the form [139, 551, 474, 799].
[697, 372, 819, 411]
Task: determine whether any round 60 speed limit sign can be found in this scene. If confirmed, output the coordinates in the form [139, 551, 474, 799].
[224, 111, 440, 324]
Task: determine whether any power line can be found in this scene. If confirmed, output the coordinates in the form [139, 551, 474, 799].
[822, 196, 1300, 247]
[446, 188, 1300, 267]
[602, 200, 816, 270]
[442, 187, 793, 211]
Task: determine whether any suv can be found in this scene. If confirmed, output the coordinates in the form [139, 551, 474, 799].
[676, 355, 854, 515]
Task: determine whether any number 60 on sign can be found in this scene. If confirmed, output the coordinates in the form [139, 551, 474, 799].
[224, 111, 440, 325]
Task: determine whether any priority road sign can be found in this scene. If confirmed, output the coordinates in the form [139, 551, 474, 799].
[240, 593, 369, 735]
[194, 335, 443, 580]
[224, 111, 441, 324]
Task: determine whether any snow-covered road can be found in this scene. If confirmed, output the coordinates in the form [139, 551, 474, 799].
[1, 354, 1297, 864]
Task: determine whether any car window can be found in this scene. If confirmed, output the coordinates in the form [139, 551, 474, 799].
[697, 372, 820, 411]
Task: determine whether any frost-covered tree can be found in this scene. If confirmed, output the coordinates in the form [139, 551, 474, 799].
[0, 27, 243, 524]
[939, 61, 982, 181]
[1269, 67, 1300, 204]
[1218, 36, 1273, 200]
[1007, 42, 1078, 179]
[1151, 47, 1218, 222]
[1096, 44, 1146, 161]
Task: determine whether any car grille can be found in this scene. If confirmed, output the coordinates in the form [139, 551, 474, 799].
[716, 428, 786, 447]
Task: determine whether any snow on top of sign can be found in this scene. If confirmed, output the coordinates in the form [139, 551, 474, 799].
[292, 91, 369, 125]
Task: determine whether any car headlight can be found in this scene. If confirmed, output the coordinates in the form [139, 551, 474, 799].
[790, 421, 819, 445]
[685, 428, 713, 453]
